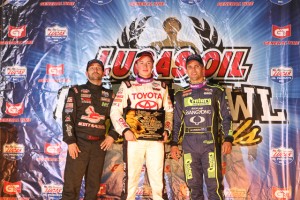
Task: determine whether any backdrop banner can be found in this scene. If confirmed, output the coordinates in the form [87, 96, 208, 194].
[0, 0, 299, 199]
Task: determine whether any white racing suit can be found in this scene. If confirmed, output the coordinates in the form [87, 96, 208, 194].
[110, 79, 173, 200]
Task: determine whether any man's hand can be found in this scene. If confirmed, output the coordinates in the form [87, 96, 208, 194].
[68, 143, 81, 159]
[124, 130, 136, 141]
[100, 135, 114, 151]
[222, 142, 232, 155]
[159, 131, 169, 143]
[170, 146, 181, 161]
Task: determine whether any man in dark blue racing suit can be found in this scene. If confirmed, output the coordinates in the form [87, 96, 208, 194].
[170, 54, 233, 200]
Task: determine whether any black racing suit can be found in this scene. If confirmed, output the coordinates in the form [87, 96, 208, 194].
[171, 82, 233, 200]
[62, 81, 118, 200]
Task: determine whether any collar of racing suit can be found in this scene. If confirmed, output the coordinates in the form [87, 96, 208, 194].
[189, 81, 206, 89]
[136, 75, 154, 84]
[86, 81, 102, 90]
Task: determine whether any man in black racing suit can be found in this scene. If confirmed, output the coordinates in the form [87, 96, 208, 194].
[61, 59, 119, 200]
[170, 54, 233, 200]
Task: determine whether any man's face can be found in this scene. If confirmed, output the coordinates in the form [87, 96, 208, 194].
[186, 60, 205, 83]
[135, 56, 153, 78]
[86, 62, 104, 81]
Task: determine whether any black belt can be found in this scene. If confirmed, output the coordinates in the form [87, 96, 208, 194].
[185, 126, 211, 134]
[77, 133, 105, 141]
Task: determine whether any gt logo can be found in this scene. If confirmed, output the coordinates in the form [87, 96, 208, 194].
[135, 100, 158, 109]
[189, 116, 205, 125]
[8, 25, 26, 38]
[272, 25, 291, 39]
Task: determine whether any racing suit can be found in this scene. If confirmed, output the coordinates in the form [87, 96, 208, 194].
[110, 78, 173, 200]
[62, 81, 118, 200]
[170, 82, 233, 200]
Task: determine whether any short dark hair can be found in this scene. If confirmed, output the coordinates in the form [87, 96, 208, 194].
[86, 59, 104, 71]
[186, 54, 204, 66]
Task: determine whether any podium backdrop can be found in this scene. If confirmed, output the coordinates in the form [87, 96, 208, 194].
[0, 0, 299, 199]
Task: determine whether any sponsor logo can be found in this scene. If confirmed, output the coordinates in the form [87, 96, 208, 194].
[272, 186, 291, 200]
[265, 24, 299, 46]
[40, 1, 75, 6]
[207, 152, 215, 178]
[98, 183, 106, 195]
[135, 100, 158, 109]
[41, 184, 63, 199]
[180, 0, 203, 5]
[132, 92, 162, 100]
[3, 142, 25, 161]
[3, 181, 22, 195]
[189, 115, 205, 125]
[184, 97, 211, 107]
[81, 97, 92, 104]
[6, 0, 27, 5]
[4, 66, 27, 83]
[217, 1, 254, 6]
[129, 1, 165, 6]
[102, 102, 109, 107]
[272, 25, 291, 39]
[185, 109, 211, 115]
[90, 0, 112, 6]
[111, 164, 121, 172]
[44, 143, 61, 156]
[101, 97, 111, 102]
[270, 147, 294, 165]
[5, 102, 24, 116]
[81, 94, 91, 98]
[102, 91, 110, 97]
[81, 106, 103, 123]
[45, 25, 68, 43]
[8, 25, 26, 38]
[46, 64, 64, 76]
[224, 188, 247, 198]
[270, 0, 291, 5]
[97, 47, 251, 84]
[118, 118, 129, 127]
[270, 66, 293, 84]
[81, 89, 90, 93]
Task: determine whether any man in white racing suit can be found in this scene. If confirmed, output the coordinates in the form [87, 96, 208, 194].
[110, 51, 173, 200]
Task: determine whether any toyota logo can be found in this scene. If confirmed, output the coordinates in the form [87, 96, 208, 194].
[135, 100, 158, 109]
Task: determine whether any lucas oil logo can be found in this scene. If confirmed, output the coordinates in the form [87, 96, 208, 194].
[270, 66, 293, 84]
[3, 142, 25, 161]
[4, 66, 27, 83]
[270, 147, 294, 165]
[42, 184, 63, 199]
[45, 25, 68, 43]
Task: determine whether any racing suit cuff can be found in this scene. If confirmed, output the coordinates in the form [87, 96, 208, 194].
[224, 136, 234, 143]
[170, 141, 178, 147]
[108, 130, 119, 141]
[63, 137, 77, 145]
[122, 128, 131, 136]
